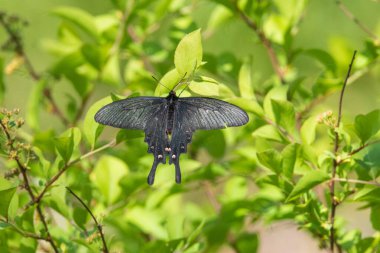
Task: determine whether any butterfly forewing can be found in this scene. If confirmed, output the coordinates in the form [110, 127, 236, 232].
[94, 97, 165, 130]
[177, 97, 249, 130]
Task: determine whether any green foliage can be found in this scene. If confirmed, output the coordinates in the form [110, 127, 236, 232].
[1, 0, 380, 252]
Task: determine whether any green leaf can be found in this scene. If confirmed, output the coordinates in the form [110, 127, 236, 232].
[81, 43, 104, 70]
[271, 99, 295, 134]
[52, 6, 99, 40]
[83, 96, 112, 149]
[0, 187, 17, 219]
[263, 85, 288, 121]
[304, 49, 337, 73]
[282, 143, 301, 178]
[287, 170, 330, 201]
[189, 81, 219, 96]
[125, 206, 167, 239]
[253, 125, 284, 142]
[238, 58, 254, 99]
[54, 131, 74, 163]
[174, 29, 202, 76]
[301, 116, 318, 144]
[235, 233, 259, 253]
[27, 79, 48, 131]
[354, 110, 380, 144]
[155, 68, 182, 96]
[257, 150, 282, 174]
[92, 155, 128, 204]
[0, 57, 4, 104]
[370, 205, 380, 231]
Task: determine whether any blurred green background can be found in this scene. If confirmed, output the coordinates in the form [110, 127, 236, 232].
[1, 0, 380, 252]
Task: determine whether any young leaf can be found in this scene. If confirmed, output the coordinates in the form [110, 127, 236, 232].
[83, 96, 112, 149]
[189, 81, 219, 96]
[52, 7, 99, 40]
[238, 58, 254, 99]
[286, 170, 330, 201]
[27, 79, 48, 131]
[370, 205, 380, 231]
[54, 130, 74, 163]
[253, 125, 284, 142]
[257, 150, 282, 174]
[92, 155, 128, 204]
[271, 99, 295, 134]
[282, 143, 301, 178]
[263, 85, 288, 121]
[301, 116, 318, 145]
[304, 49, 337, 73]
[0, 187, 17, 219]
[174, 29, 202, 76]
[235, 233, 259, 253]
[0, 58, 4, 104]
[155, 68, 182, 96]
[354, 110, 380, 144]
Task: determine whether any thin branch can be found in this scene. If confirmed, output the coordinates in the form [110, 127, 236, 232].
[333, 178, 380, 187]
[232, 1, 285, 84]
[29, 139, 116, 207]
[0, 220, 49, 241]
[329, 50, 357, 253]
[66, 187, 108, 253]
[335, 0, 380, 42]
[0, 121, 59, 253]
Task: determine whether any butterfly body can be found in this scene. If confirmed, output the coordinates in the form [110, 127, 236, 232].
[95, 91, 248, 185]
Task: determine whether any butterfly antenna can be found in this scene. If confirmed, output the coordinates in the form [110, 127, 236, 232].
[178, 61, 198, 97]
[152, 75, 171, 92]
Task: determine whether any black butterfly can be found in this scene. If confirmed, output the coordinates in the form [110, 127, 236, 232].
[94, 90, 248, 185]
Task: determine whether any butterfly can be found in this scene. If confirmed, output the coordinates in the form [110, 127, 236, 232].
[94, 87, 249, 185]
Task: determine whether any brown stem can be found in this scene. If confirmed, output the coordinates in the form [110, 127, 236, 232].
[329, 50, 356, 253]
[66, 187, 108, 253]
[232, 1, 286, 84]
[0, 219, 50, 241]
[333, 178, 380, 187]
[335, 0, 380, 42]
[0, 121, 59, 252]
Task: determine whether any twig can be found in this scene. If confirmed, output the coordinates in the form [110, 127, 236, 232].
[333, 178, 380, 187]
[0, 219, 50, 241]
[335, 0, 380, 42]
[66, 187, 109, 253]
[232, 1, 286, 84]
[329, 50, 357, 253]
[0, 121, 59, 253]
[29, 139, 116, 207]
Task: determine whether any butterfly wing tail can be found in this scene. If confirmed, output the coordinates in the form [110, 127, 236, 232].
[147, 159, 159, 185]
[174, 159, 181, 184]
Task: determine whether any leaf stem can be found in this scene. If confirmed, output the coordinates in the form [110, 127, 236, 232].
[66, 187, 109, 253]
[329, 50, 357, 253]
